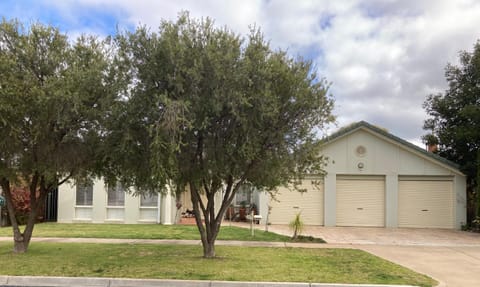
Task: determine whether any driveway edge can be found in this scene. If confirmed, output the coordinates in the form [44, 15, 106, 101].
[0, 276, 420, 287]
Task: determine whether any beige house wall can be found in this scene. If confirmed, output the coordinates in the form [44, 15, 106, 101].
[269, 176, 324, 225]
[320, 128, 466, 229]
[268, 125, 466, 229]
[57, 178, 174, 224]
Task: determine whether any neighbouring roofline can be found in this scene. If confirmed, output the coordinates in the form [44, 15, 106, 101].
[322, 121, 464, 175]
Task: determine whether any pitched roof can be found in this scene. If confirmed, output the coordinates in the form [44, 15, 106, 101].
[322, 121, 463, 173]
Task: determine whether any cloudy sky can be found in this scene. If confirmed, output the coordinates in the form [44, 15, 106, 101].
[2, 0, 480, 147]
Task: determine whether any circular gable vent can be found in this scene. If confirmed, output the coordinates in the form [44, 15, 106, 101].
[356, 145, 367, 157]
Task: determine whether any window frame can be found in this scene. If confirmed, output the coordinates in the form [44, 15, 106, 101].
[107, 183, 125, 207]
[75, 180, 93, 206]
[140, 192, 158, 208]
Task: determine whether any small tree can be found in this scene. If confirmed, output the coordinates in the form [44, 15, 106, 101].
[0, 19, 115, 253]
[109, 13, 334, 258]
[289, 212, 304, 240]
[423, 41, 480, 224]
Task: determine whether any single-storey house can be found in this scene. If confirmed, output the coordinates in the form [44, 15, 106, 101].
[267, 121, 467, 229]
[57, 121, 467, 229]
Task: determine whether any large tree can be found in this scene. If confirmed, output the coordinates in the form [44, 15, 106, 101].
[423, 41, 480, 223]
[110, 13, 334, 258]
[0, 19, 115, 253]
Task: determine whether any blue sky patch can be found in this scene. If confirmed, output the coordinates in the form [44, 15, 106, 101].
[0, 0, 130, 36]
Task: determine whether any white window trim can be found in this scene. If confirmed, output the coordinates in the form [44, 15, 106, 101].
[75, 183, 93, 206]
[139, 206, 157, 209]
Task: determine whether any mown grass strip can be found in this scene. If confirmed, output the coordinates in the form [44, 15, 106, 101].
[0, 242, 435, 287]
[0, 223, 294, 242]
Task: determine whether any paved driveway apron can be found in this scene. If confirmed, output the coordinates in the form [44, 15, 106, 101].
[265, 225, 480, 287]
[360, 245, 480, 287]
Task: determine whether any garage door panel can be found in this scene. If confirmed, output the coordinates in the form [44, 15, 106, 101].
[399, 180, 453, 229]
[336, 176, 385, 227]
[269, 178, 324, 225]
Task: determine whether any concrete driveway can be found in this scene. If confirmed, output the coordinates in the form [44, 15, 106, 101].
[360, 245, 480, 287]
[262, 224, 480, 287]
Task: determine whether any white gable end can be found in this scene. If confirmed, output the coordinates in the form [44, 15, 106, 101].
[322, 128, 457, 176]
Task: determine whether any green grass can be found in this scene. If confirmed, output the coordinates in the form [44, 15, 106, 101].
[0, 223, 295, 242]
[0, 242, 436, 286]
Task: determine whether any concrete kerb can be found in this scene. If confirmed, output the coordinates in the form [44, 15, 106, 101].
[0, 276, 420, 287]
[2, 276, 110, 287]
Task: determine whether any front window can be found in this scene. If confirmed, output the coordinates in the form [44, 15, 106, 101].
[107, 183, 125, 206]
[140, 193, 158, 207]
[76, 179, 93, 206]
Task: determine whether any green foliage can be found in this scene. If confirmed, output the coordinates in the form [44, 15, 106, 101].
[0, 18, 117, 251]
[289, 212, 304, 240]
[423, 41, 480, 222]
[421, 133, 439, 146]
[0, 20, 115, 180]
[108, 12, 334, 257]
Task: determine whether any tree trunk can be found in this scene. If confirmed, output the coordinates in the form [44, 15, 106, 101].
[476, 150, 480, 219]
[13, 204, 40, 253]
[190, 183, 227, 258]
[13, 238, 29, 253]
[193, 201, 229, 258]
[188, 175, 243, 258]
[5, 211, 40, 253]
[0, 175, 46, 253]
[202, 238, 216, 258]
[0, 179, 27, 253]
[190, 185, 215, 258]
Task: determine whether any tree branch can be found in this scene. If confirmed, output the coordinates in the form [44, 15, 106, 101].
[57, 172, 73, 187]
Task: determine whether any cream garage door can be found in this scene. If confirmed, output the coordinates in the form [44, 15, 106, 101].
[269, 177, 324, 225]
[336, 176, 385, 227]
[398, 178, 454, 229]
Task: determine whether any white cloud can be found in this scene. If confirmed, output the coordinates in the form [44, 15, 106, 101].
[314, 0, 480, 144]
[8, 0, 480, 146]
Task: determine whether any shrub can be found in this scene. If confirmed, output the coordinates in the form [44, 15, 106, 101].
[289, 212, 304, 240]
[3, 187, 43, 225]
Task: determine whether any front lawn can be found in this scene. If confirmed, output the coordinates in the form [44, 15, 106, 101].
[0, 223, 295, 242]
[0, 242, 436, 286]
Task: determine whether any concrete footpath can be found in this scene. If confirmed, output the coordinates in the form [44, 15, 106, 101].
[0, 236, 349, 248]
[0, 276, 418, 287]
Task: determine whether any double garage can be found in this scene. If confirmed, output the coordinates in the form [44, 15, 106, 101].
[269, 175, 455, 229]
[268, 122, 466, 229]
